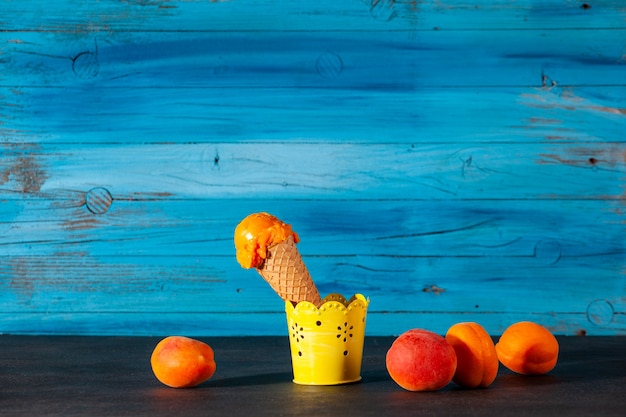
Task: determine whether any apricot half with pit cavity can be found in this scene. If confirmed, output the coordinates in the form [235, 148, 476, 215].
[495, 321, 559, 375]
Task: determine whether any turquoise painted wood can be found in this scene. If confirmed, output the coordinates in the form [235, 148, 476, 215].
[1, 0, 624, 336]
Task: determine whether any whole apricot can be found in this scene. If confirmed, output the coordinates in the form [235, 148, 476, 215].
[386, 329, 457, 391]
[495, 321, 559, 375]
[445, 322, 499, 388]
[151, 336, 216, 388]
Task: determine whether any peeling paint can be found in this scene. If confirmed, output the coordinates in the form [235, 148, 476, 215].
[528, 117, 562, 125]
[587, 105, 626, 116]
[522, 89, 626, 116]
[62, 209, 102, 232]
[537, 144, 626, 173]
[8, 257, 35, 303]
[127, 191, 174, 200]
[0, 144, 48, 193]
[423, 284, 446, 295]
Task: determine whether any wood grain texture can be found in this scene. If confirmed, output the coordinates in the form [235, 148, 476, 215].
[1, 0, 624, 336]
[4, 30, 626, 88]
[2, 0, 625, 31]
[1, 336, 624, 417]
[2, 86, 625, 144]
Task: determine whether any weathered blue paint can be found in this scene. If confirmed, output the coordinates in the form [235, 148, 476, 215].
[2, 1, 625, 31]
[4, 30, 626, 88]
[0, 1, 624, 336]
[2, 87, 624, 153]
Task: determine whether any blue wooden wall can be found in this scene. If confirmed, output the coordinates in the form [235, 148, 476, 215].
[1, 0, 624, 336]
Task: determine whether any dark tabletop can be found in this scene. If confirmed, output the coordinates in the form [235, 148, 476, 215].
[1, 336, 624, 417]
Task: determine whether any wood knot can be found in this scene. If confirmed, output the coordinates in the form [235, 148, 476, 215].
[586, 299, 614, 327]
[534, 239, 561, 265]
[316, 52, 343, 79]
[72, 51, 99, 79]
[72, 40, 99, 79]
[370, 0, 396, 21]
[85, 187, 113, 214]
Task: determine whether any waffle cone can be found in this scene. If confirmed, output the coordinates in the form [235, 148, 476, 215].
[257, 236, 322, 307]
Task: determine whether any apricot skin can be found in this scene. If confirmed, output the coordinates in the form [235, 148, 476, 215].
[151, 336, 216, 388]
[386, 329, 457, 391]
[445, 322, 499, 388]
[495, 321, 559, 375]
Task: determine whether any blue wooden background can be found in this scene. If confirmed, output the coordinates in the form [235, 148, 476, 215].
[1, 0, 624, 336]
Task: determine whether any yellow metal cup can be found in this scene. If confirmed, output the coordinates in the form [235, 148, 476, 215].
[285, 293, 369, 385]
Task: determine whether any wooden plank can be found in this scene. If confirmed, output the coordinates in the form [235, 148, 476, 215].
[1, 143, 624, 199]
[2, 29, 625, 88]
[1, 197, 624, 336]
[1, 304, 624, 336]
[1, 252, 623, 313]
[2, 0, 625, 31]
[1, 199, 624, 258]
[2, 84, 624, 144]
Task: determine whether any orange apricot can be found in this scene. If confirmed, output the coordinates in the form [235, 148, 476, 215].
[495, 321, 559, 375]
[445, 322, 499, 388]
[150, 336, 216, 388]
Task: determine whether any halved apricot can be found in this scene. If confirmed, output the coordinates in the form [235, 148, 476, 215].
[446, 322, 499, 388]
[495, 321, 559, 375]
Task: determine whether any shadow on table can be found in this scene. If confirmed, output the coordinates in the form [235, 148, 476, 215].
[208, 372, 294, 387]
[206, 368, 391, 388]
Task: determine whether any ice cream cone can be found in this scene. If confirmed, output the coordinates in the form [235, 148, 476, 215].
[257, 236, 323, 307]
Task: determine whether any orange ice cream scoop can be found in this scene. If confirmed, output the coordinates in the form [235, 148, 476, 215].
[234, 212, 299, 269]
[234, 212, 322, 306]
